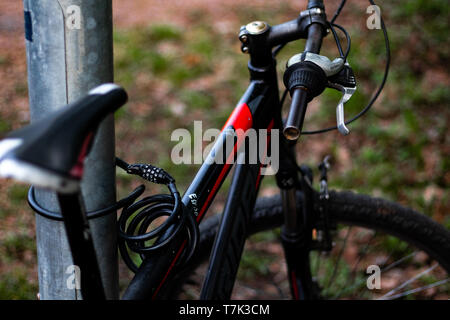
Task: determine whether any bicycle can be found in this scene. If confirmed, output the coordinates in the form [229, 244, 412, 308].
[0, 0, 449, 300]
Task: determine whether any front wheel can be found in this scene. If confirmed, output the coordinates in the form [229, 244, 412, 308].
[167, 191, 450, 300]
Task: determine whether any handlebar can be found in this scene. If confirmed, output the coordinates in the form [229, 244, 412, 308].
[238, 0, 359, 139]
[307, 0, 324, 10]
[283, 8, 326, 140]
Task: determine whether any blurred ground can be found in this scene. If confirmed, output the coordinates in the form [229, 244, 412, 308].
[0, 0, 448, 299]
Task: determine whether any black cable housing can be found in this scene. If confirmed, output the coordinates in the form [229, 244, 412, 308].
[28, 184, 145, 221]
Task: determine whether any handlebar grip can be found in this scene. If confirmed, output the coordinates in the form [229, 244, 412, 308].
[283, 88, 308, 140]
[282, 6, 326, 141]
[282, 59, 327, 141]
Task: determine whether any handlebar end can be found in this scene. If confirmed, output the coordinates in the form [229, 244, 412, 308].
[283, 126, 301, 141]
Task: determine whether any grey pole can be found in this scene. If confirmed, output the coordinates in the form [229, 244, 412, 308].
[23, 0, 118, 299]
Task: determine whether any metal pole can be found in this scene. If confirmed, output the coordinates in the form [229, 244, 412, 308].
[23, 0, 118, 299]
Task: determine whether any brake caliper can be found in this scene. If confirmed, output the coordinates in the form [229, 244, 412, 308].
[311, 155, 334, 252]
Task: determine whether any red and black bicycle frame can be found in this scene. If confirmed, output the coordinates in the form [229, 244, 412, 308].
[123, 55, 315, 302]
[122, 1, 330, 299]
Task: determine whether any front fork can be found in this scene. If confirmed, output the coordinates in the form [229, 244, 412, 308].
[276, 140, 318, 300]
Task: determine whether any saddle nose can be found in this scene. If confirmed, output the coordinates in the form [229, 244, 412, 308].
[0, 83, 128, 193]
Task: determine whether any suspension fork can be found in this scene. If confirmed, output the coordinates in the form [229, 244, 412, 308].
[276, 136, 316, 300]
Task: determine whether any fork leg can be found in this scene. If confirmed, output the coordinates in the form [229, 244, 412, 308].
[57, 192, 105, 300]
[277, 138, 316, 299]
[280, 187, 315, 300]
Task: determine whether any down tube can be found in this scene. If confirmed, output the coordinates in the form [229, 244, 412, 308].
[200, 114, 275, 299]
[122, 79, 280, 300]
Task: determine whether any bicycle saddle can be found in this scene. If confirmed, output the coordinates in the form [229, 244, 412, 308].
[0, 83, 128, 193]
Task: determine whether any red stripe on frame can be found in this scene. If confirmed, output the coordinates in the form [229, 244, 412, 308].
[196, 102, 253, 222]
[196, 162, 231, 222]
[152, 103, 253, 298]
[152, 240, 187, 299]
[222, 102, 253, 132]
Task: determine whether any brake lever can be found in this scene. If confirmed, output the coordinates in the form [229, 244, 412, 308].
[327, 62, 357, 135]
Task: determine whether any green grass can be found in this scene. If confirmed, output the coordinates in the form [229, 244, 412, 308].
[237, 250, 273, 280]
[0, 268, 38, 299]
[1, 232, 35, 263]
[0, 117, 11, 135]
[7, 185, 29, 206]
[178, 89, 214, 110]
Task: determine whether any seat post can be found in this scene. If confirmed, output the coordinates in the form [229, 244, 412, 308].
[56, 192, 106, 300]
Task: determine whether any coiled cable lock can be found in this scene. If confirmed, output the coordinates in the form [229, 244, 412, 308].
[28, 157, 199, 273]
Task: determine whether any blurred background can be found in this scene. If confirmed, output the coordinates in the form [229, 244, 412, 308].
[0, 0, 448, 299]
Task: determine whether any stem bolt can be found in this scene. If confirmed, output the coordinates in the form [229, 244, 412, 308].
[240, 35, 248, 43]
[246, 21, 269, 35]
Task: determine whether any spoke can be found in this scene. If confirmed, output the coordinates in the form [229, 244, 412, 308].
[333, 251, 419, 298]
[379, 250, 394, 270]
[381, 251, 418, 273]
[378, 263, 439, 300]
[325, 226, 352, 290]
[333, 231, 377, 299]
[380, 278, 449, 300]
[270, 278, 286, 299]
[351, 231, 378, 273]
[355, 250, 419, 297]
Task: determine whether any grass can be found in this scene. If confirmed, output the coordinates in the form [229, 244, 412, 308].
[7, 185, 29, 206]
[0, 268, 38, 300]
[0, 117, 11, 135]
[237, 250, 273, 280]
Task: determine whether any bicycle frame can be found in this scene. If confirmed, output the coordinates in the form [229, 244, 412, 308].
[122, 21, 320, 299]
[49, 3, 328, 300]
[122, 63, 283, 300]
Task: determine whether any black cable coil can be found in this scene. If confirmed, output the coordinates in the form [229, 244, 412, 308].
[29, 158, 199, 274]
[116, 158, 199, 273]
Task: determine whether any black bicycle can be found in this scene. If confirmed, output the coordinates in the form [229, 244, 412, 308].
[0, 0, 448, 300]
